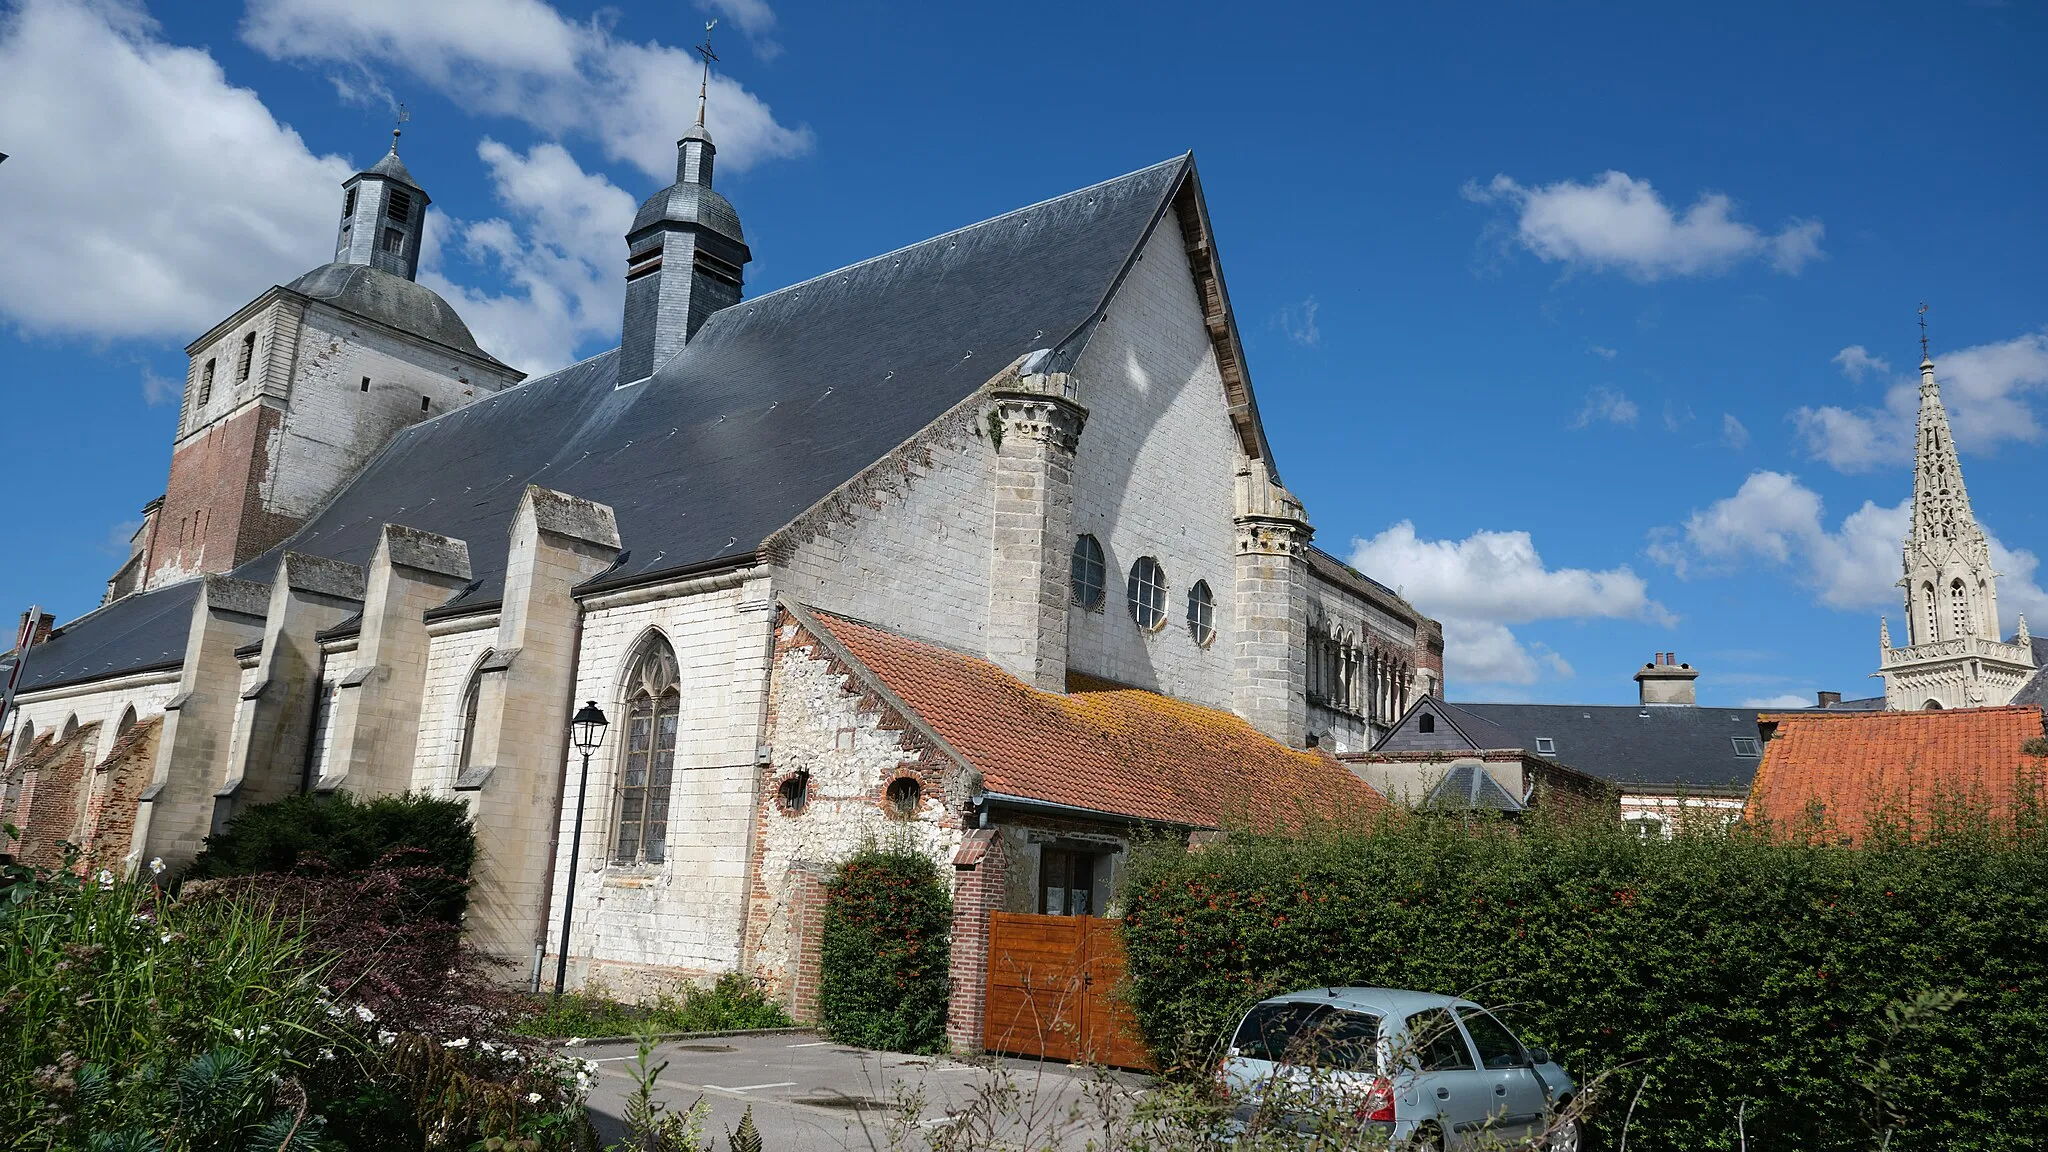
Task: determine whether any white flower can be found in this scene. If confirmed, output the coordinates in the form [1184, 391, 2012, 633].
[563, 1037, 584, 1048]
[231, 1027, 246, 1040]
[159, 933, 173, 944]
[95, 869, 114, 889]
[319, 1047, 336, 1062]
[148, 857, 165, 876]
[378, 1031, 397, 1046]
[525, 1092, 543, 1105]
[352, 1004, 375, 1023]
[444, 1037, 470, 1050]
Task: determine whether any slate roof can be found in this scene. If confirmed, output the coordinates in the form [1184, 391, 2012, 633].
[16, 156, 1197, 694]
[1379, 696, 1767, 794]
[363, 148, 420, 189]
[1745, 706, 2048, 840]
[799, 605, 1389, 829]
[2009, 637, 2048, 711]
[1421, 762, 1527, 812]
[285, 264, 502, 365]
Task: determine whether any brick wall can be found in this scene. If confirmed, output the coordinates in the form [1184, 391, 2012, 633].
[13, 723, 98, 869]
[79, 717, 161, 872]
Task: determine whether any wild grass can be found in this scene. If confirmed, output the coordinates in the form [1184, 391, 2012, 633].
[511, 973, 792, 1040]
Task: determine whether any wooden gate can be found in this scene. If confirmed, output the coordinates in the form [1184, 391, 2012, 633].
[982, 912, 1152, 1069]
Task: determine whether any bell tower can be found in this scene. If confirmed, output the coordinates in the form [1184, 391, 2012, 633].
[1878, 309, 2036, 709]
[618, 23, 752, 383]
[333, 124, 429, 280]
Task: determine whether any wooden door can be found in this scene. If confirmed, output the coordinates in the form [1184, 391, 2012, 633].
[982, 912, 1152, 1070]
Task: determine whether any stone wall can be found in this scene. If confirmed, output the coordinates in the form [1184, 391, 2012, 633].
[1065, 215, 1244, 708]
[543, 570, 778, 997]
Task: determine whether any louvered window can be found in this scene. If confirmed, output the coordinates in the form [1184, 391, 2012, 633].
[386, 187, 413, 222]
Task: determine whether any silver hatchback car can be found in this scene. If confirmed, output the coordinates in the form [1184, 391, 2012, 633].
[1219, 987, 1578, 1151]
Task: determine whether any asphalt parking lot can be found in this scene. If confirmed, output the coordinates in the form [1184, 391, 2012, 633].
[579, 1031, 1151, 1150]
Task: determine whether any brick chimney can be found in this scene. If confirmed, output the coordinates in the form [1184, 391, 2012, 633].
[1634, 651, 1699, 706]
[16, 610, 54, 648]
[1816, 690, 1842, 709]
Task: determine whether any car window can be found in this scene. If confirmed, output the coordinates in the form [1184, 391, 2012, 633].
[1404, 1008, 1475, 1071]
[1232, 1002, 1328, 1063]
[1458, 1008, 1527, 1071]
[1299, 1009, 1382, 1072]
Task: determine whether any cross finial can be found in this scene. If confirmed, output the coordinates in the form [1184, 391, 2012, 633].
[1918, 301, 1930, 361]
[695, 20, 718, 129]
[391, 102, 410, 153]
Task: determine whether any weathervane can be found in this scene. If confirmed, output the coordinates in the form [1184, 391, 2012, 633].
[695, 20, 718, 128]
[1918, 301, 1930, 361]
[391, 102, 410, 153]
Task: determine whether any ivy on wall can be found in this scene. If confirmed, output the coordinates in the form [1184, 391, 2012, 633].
[819, 844, 952, 1054]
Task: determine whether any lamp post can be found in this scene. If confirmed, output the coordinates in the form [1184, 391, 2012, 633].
[554, 700, 609, 997]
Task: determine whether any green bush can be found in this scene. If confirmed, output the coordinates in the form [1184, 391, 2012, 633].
[511, 973, 793, 1039]
[0, 863, 355, 1148]
[189, 792, 475, 919]
[818, 845, 952, 1054]
[1121, 814, 2048, 1152]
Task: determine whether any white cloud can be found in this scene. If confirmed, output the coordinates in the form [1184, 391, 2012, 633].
[1742, 693, 1813, 709]
[242, 0, 812, 184]
[140, 367, 181, 407]
[1721, 413, 1751, 450]
[1589, 344, 1618, 361]
[1573, 387, 1638, 429]
[1794, 331, 2048, 472]
[700, 0, 781, 60]
[1650, 470, 2048, 627]
[1832, 344, 1891, 380]
[0, 0, 349, 339]
[1350, 522, 1673, 686]
[421, 140, 637, 373]
[1465, 170, 1823, 280]
[1275, 297, 1320, 347]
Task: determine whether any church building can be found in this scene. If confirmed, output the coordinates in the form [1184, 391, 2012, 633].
[0, 94, 1437, 1046]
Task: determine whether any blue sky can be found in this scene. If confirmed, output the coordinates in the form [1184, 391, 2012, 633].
[2, 0, 2044, 708]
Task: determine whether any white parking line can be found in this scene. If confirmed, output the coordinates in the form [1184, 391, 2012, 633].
[708, 1081, 799, 1093]
[784, 1041, 832, 1048]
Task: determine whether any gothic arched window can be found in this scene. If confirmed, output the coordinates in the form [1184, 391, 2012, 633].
[115, 707, 137, 742]
[456, 653, 489, 774]
[612, 635, 681, 866]
[1950, 579, 1972, 640]
[1922, 583, 1938, 643]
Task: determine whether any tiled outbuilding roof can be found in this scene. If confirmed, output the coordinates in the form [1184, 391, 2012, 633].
[1745, 706, 2048, 840]
[798, 607, 1390, 830]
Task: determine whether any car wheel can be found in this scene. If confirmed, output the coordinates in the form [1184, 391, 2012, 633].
[1545, 1116, 1583, 1152]
[1404, 1122, 1445, 1152]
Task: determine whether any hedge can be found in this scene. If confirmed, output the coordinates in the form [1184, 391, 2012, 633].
[1120, 814, 2048, 1151]
[818, 845, 952, 1054]
[188, 791, 475, 920]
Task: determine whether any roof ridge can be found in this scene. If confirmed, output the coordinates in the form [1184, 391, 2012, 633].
[711, 155, 1190, 321]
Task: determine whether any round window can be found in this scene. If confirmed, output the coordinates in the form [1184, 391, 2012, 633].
[1186, 579, 1216, 647]
[1127, 556, 1168, 631]
[884, 776, 922, 819]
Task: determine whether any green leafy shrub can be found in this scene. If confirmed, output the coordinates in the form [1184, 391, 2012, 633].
[818, 845, 952, 1054]
[511, 973, 792, 1039]
[188, 792, 475, 919]
[1121, 813, 2048, 1151]
[0, 867, 354, 1148]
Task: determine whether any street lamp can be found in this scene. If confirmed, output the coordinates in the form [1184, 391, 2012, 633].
[554, 700, 609, 997]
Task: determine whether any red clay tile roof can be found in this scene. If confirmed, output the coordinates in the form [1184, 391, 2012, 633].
[1745, 706, 2048, 840]
[801, 608, 1389, 830]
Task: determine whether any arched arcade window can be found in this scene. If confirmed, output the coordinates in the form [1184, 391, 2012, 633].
[612, 635, 681, 866]
[1950, 580, 1972, 639]
[456, 652, 490, 774]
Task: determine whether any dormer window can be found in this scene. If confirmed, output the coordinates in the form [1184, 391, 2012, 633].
[1731, 736, 1760, 757]
[1535, 737, 1556, 756]
[385, 187, 413, 222]
[1418, 713, 1436, 734]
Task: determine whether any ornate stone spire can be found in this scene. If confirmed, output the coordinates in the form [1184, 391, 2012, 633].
[1907, 350, 1985, 557]
[1880, 616, 1891, 649]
